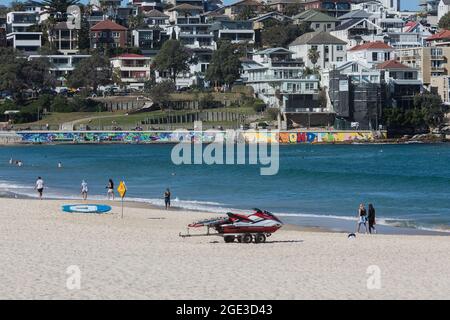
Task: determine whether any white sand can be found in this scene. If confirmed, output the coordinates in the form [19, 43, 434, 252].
[0, 198, 449, 300]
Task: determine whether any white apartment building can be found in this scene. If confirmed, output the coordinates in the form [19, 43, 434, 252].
[241, 47, 321, 113]
[110, 53, 152, 90]
[28, 55, 91, 85]
[289, 31, 347, 70]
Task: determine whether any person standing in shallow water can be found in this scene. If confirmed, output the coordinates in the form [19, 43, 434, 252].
[35, 177, 44, 200]
[164, 188, 171, 209]
[356, 203, 368, 234]
[81, 180, 88, 201]
[368, 204, 377, 234]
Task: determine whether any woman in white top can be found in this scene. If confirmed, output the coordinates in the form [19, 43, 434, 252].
[35, 177, 44, 200]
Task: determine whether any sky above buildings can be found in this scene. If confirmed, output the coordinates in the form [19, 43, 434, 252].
[1, 0, 422, 11]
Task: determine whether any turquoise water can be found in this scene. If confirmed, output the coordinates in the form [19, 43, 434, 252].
[1, 143, 450, 232]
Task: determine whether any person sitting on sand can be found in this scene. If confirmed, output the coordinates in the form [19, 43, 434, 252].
[107, 179, 115, 200]
[368, 204, 377, 234]
[35, 177, 44, 200]
[356, 203, 368, 234]
[81, 180, 88, 201]
[164, 188, 171, 210]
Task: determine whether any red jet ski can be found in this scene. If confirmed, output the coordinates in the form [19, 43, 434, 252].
[180, 208, 283, 243]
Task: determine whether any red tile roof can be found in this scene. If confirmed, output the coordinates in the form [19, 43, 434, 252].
[376, 60, 410, 70]
[426, 30, 450, 41]
[91, 20, 127, 31]
[349, 41, 394, 51]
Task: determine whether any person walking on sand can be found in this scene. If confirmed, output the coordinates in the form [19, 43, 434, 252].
[164, 188, 171, 209]
[81, 180, 88, 200]
[368, 203, 377, 234]
[106, 179, 115, 200]
[356, 203, 368, 234]
[35, 177, 44, 200]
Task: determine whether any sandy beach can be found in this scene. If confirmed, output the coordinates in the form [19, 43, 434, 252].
[0, 198, 449, 300]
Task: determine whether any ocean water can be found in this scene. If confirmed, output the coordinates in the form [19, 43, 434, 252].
[1, 143, 450, 232]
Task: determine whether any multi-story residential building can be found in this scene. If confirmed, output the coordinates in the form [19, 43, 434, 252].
[6, 11, 39, 33]
[210, 20, 255, 44]
[327, 68, 383, 130]
[90, 20, 128, 50]
[383, 32, 424, 49]
[347, 41, 394, 68]
[321, 60, 382, 88]
[302, 0, 352, 17]
[22, 0, 49, 23]
[166, 3, 204, 23]
[396, 46, 450, 89]
[377, 60, 423, 108]
[292, 9, 340, 32]
[379, 17, 405, 32]
[331, 18, 383, 48]
[289, 31, 347, 69]
[110, 53, 152, 90]
[142, 9, 170, 26]
[7, 32, 42, 54]
[265, 0, 305, 14]
[48, 21, 79, 55]
[132, 27, 169, 56]
[167, 4, 214, 49]
[28, 54, 91, 86]
[438, 0, 450, 21]
[241, 47, 321, 113]
[425, 29, 450, 46]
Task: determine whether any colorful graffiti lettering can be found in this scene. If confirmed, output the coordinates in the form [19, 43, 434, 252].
[14, 130, 384, 144]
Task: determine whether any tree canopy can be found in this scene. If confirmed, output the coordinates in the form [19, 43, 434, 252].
[438, 12, 450, 30]
[261, 22, 312, 48]
[205, 41, 242, 87]
[0, 48, 54, 101]
[67, 53, 112, 92]
[153, 40, 190, 83]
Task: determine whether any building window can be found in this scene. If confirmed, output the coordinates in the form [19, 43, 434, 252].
[337, 57, 343, 62]
[372, 52, 378, 61]
[113, 32, 120, 38]
[336, 45, 343, 51]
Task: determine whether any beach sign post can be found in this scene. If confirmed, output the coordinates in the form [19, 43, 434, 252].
[117, 181, 127, 219]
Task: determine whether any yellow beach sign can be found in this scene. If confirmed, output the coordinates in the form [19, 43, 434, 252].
[117, 181, 127, 198]
[117, 181, 127, 218]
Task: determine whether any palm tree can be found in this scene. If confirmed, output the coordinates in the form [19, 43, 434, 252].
[307, 47, 320, 69]
[40, 0, 81, 22]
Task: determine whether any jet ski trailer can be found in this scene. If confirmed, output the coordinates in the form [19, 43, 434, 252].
[179, 208, 283, 243]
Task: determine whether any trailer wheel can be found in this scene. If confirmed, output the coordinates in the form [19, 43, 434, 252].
[242, 233, 252, 244]
[255, 233, 266, 243]
[224, 235, 235, 243]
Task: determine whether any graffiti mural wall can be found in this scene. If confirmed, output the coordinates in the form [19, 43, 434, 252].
[13, 130, 385, 144]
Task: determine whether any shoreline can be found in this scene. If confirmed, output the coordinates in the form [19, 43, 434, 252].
[4, 195, 448, 236]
